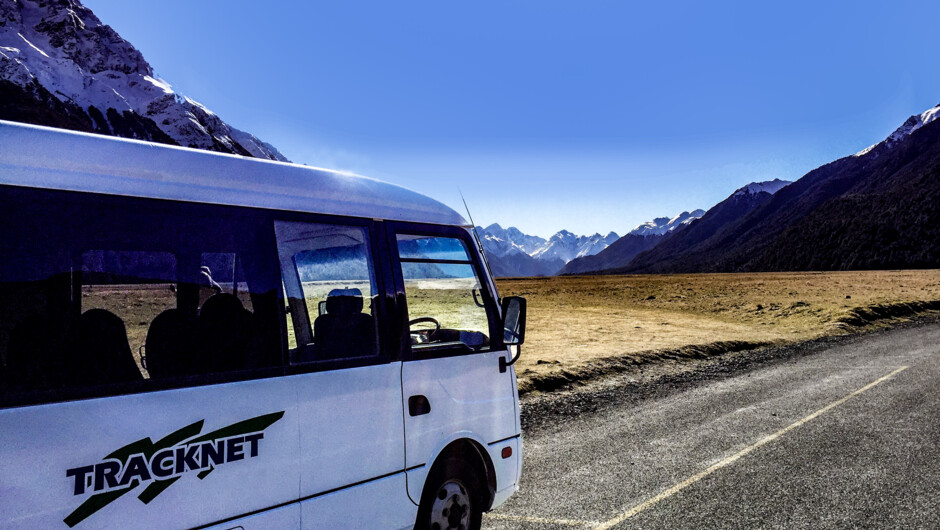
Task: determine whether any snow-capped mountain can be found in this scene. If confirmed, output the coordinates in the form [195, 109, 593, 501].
[477, 223, 547, 257]
[560, 208, 703, 275]
[0, 0, 286, 160]
[475, 225, 619, 276]
[855, 102, 940, 157]
[530, 230, 620, 264]
[629, 209, 706, 237]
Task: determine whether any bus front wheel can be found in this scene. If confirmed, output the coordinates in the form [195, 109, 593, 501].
[415, 458, 483, 530]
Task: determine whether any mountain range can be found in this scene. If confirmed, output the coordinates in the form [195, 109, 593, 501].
[560, 209, 710, 275]
[478, 210, 708, 277]
[605, 105, 940, 274]
[0, 0, 285, 160]
[477, 225, 619, 277]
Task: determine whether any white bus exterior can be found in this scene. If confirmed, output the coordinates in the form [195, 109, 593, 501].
[0, 121, 525, 529]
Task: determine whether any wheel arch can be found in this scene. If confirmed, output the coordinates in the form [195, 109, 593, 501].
[425, 437, 498, 511]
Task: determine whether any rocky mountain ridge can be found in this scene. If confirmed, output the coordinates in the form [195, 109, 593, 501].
[478, 207, 708, 277]
[477, 224, 619, 277]
[0, 0, 286, 160]
[629, 209, 706, 237]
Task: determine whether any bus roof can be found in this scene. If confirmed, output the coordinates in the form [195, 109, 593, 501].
[0, 120, 468, 226]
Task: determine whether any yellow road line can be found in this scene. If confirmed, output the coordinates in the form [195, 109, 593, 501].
[594, 365, 910, 530]
[485, 512, 598, 527]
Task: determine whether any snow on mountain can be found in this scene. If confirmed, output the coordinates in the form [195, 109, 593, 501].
[732, 178, 791, 197]
[628, 209, 705, 237]
[475, 224, 619, 276]
[855, 102, 940, 157]
[0, 0, 286, 160]
[530, 230, 620, 264]
[476, 223, 547, 257]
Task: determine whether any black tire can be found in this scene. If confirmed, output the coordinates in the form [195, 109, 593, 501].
[414, 457, 484, 530]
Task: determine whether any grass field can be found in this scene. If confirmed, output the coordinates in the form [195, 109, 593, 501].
[496, 270, 940, 393]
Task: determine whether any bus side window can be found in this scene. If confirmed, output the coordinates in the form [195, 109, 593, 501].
[396, 234, 493, 352]
[274, 220, 380, 364]
[0, 187, 284, 407]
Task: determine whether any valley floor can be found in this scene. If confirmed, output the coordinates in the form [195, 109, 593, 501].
[495, 270, 940, 394]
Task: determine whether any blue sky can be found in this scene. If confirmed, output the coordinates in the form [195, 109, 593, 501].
[83, 0, 940, 238]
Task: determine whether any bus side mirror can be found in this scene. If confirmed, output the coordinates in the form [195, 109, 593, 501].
[501, 296, 526, 346]
[318, 300, 327, 316]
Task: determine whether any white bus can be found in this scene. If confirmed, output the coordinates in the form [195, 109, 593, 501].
[0, 121, 526, 529]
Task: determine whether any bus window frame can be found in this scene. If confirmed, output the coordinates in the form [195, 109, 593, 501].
[385, 221, 502, 362]
[271, 211, 399, 376]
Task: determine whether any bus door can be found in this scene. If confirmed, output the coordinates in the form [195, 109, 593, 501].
[387, 224, 519, 503]
[273, 219, 414, 528]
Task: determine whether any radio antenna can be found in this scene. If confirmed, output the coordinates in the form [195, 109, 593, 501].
[459, 188, 497, 293]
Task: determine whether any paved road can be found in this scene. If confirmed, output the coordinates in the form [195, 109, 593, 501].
[485, 321, 940, 529]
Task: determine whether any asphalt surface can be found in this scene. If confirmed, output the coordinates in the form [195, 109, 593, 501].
[485, 320, 940, 529]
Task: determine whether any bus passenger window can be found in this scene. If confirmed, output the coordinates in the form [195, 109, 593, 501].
[274, 221, 379, 363]
[81, 250, 177, 380]
[0, 186, 283, 407]
[396, 235, 492, 351]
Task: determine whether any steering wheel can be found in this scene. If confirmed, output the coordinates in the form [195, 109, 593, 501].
[409, 317, 440, 333]
[409, 317, 441, 344]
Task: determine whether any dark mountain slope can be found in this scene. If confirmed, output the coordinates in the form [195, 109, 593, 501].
[620, 182, 791, 273]
[751, 120, 940, 271]
[620, 111, 940, 273]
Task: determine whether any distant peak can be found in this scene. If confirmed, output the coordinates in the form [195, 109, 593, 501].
[629, 209, 704, 236]
[733, 179, 791, 197]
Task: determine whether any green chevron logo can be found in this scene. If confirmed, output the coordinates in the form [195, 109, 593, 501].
[63, 411, 284, 527]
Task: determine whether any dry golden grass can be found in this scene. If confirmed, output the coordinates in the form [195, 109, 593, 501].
[496, 270, 940, 389]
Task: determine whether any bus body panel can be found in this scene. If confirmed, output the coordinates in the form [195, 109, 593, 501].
[401, 349, 519, 503]
[488, 436, 521, 509]
[202, 504, 301, 530]
[294, 363, 404, 497]
[0, 378, 301, 529]
[299, 473, 416, 529]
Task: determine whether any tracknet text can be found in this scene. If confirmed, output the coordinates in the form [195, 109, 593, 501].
[66, 433, 265, 495]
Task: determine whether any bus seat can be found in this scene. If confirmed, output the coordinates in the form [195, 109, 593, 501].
[5, 314, 64, 391]
[144, 309, 197, 378]
[77, 309, 143, 386]
[198, 293, 257, 373]
[313, 288, 375, 360]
